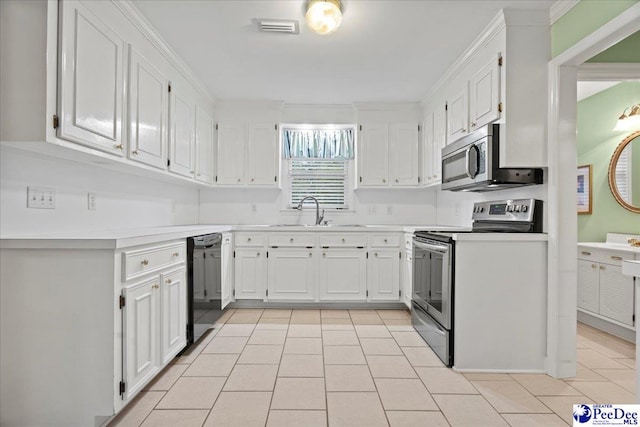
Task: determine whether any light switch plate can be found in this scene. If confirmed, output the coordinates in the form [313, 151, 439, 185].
[27, 187, 56, 209]
[88, 193, 96, 210]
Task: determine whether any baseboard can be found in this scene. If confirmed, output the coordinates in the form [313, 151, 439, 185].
[577, 310, 635, 343]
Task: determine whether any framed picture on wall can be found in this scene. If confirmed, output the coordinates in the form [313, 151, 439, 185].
[577, 164, 592, 214]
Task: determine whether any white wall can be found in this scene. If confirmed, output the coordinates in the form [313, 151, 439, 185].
[0, 147, 199, 235]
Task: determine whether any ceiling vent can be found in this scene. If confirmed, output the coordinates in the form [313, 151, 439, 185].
[257, 19, 299, 34]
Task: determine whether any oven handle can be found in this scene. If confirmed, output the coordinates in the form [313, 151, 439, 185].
[413, 239, 450, 253]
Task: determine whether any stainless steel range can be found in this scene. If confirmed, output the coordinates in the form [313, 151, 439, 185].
[411, 198, 543, 366]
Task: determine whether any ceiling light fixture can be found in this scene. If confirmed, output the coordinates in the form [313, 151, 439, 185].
[614, 104, 640, 132]
[305, 0, 342, 35]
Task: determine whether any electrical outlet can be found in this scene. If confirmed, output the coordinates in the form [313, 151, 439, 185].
[368, 206, 377, 215]
[88, 193, 96, 210]
[387, 206, 393, 215]
[27, 187, 55, 209]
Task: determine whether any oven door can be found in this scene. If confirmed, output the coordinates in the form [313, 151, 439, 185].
[412, 237, 452, 329]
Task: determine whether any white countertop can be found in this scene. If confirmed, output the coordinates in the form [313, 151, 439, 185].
[0, 224, 548, 249]
[623, 260, 640, 277]
[577, 242, 640, 254]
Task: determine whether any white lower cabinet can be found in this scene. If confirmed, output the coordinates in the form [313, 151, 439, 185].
[221, 233, 234, 309]
[123, 276, 160, 399]
[160, 268, 187, 364]
[368, 249, 401, 302]
[402, 249, 412, 308]
[267, 249, 316, 301]
[577, 247, 635, 328]
[318, 249, 367, 301]
[234, 248, 267, 300]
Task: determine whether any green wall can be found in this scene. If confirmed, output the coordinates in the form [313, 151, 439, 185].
[552, 0, 638, 57]
[588, 30, 640, 62]
[577, 82, 640, 241]
[633, 136, 640, 205]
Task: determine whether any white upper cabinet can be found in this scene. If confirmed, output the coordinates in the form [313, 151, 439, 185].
[469, 57, 501, 131]
[168, 81, 196, 178]
[195, 104, 215, 184]
[422, 102, 447, 186]
[446, 85, 469, 143]
[216, 123, 246, 185]
[58, 0, 124, 154]
[216, 121, 278, 187]
[247, 123, 279, 186]
[358, 120, 420, 188]
[389, 123, 420, 186]
[358, 123, 389, 186]
[127, 46, 169, 169]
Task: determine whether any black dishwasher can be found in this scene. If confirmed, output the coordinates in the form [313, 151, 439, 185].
[186, 233, 223, 349]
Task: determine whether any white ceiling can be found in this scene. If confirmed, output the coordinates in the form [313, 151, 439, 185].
[131, 0, 555, 104]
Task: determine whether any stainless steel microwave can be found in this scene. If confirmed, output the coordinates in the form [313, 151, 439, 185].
[441, 124, 543, 192]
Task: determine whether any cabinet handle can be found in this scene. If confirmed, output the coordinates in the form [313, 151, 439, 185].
[247, 238, 252, 242]
[471, 122, 476, 127]
[384, 239, 388, 243]
[196, 173, 201, 177]
[395, 179, 399, 183]
[166, 279, 172, 284]
[141, 259, 149, 265]
[251, 178, 255, 182]
[152, 284, 159, 289]
[172, 252, 179, 257]
[382, 179, 386, 183]
[599, 265, 605, 270]
[581, 251, 591, 256]
[461, 128, 466, 132]
[237, 178, 241, 182]
[309, 252, 312, 257]
[257, 252, 260, 256]
[132, 150, 139, 155]
[114, 144, 123, 150]
[323, 253, 326, 257]
[375, 253, 378, 257]
[341, 238, 346, 243]
[290, 238, 294, 243]
[611, 256, 623, 261]
[591, 264, 597, 268]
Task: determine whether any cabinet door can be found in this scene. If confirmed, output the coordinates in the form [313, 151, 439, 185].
[267, 249, 316, 301]
[123, 276, 159, 399]
[432, 104, 447, 181]
[446, 85, 468, 143]
[221, 233, 234, 309]
[577, 259, 599, 313]
[169, 84, 195, 177]
[204, 247, 222, 300]
[422, 111, 435, 185]
[318, 249, 367, 301]
[216, 123, 246, 185]
[233, 248, 266, 299]
[127, 46, 168, 169]
[389, 123, 419, 186]
[368, 249, 400, 302]
[402, 250, 412, 308]
[160, 268, 186, 364]
[195, 105, 215, 184]
[358, 123, 389, 186]
[469, 56, 500, 131]
[247, 123, 278, 186]
[599, 264, 634, 326]
[58, 0, 124, 154]
[192, 248, 205, 301]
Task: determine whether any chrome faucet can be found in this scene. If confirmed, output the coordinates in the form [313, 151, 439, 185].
[296, 196, 325, 225]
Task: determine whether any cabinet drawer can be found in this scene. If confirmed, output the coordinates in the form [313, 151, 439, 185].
[123, 243, 185, 281]
[234, 232, 266, 247]
[577, 247, 599, 261]
[578, 247, 634, 266]
[369, 233, 401, 247]
[319, 233, 367, 248]
[268, 233, 316, 248]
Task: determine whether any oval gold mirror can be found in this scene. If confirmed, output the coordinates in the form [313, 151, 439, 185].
[608, 130, 640, 213]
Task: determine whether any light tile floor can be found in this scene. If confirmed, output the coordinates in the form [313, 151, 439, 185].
[110, 310, 636, 426]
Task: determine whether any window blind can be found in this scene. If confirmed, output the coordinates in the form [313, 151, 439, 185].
[288, 159, 348, 209]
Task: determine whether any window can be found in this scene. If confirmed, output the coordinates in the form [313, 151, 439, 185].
[282, 126, 355, 210]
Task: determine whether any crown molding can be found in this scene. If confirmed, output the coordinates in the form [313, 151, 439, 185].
[577, 63, 640, 81]
[111, 0, 215, 104]
[550, 0, 580, 25]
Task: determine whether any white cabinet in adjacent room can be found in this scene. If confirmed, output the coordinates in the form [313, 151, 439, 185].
[234, 249, 267, 300]
[267, 249, 316, 301]
[577, 259, 599, 313]
[599, 264, 634, 326]
[195, 104, 215, 184]
[318, 249, 367, 301]
[127, 46, 169, 169]
[367, 249, 401, 302]
[123, 276, 159, 399]
[58, 0, 124, 154]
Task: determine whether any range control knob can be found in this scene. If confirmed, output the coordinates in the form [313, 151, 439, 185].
[515, 205, 521, 212]
[480, 207, 484, 213]
[522, 205, 528, 213]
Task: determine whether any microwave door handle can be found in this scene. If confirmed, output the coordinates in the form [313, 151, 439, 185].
[465, 144, 480, 179]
